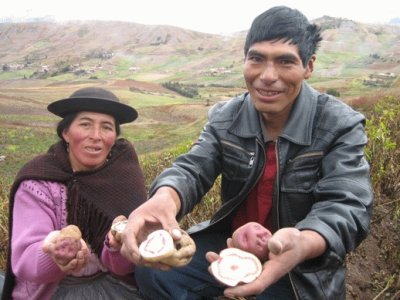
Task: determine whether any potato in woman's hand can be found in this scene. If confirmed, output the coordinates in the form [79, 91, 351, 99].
[54, 225, 82, 265]
[111, 220, 128, 242]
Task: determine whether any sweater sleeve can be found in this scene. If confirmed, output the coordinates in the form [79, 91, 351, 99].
[11, 180, 66, 283]
[100, 242, 135, 276]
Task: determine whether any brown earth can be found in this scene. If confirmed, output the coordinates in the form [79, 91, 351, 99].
[345, 202, 400, 300]
[110, 79, 174, 94]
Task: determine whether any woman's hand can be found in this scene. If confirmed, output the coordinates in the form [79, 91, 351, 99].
[42, 228, 90, 273]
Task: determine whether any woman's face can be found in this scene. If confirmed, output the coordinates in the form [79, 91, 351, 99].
[232, 222, 272, 261]
[62, 111, 117, 171]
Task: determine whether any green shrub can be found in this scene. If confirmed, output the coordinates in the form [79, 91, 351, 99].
[327, 88, 341, 97]
[364, 95, 400, 203]
[162, 81, 199, 98]
[139, 140, 222, 229]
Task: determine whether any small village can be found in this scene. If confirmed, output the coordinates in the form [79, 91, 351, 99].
[363, 72, 397, 87]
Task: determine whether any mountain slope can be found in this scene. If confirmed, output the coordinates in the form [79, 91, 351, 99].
[0, 17, 399, 85]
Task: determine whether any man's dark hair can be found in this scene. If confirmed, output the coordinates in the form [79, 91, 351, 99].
[244, 6, 322, 66]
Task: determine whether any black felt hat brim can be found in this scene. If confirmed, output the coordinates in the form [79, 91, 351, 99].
[48, 97, 138, 124]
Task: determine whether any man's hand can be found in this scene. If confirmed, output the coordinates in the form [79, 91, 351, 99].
[120, 187, 183, 270]
[207, 228, 327, 298]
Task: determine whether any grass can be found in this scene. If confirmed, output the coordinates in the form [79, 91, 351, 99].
[0, 70, 33, 80]
[121, 91, 192, 108]
[121, 121, 205, 154]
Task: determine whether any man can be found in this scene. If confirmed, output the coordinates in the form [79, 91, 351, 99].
[121, 6, 373, 299]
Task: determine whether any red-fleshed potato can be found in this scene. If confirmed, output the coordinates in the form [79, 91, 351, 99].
[210, 222, 272, 286]
[111, 219, 128, 242]
[139, 230, 175, 262]
[231, 222, 272, 262]
[112, 222, 197, 267]
[53, 225, 82, 265]
[211, 248, 262, 287]
[139, 229, 196, 267]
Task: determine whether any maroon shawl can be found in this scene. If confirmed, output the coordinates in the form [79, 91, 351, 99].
[2, 138, 147, 299]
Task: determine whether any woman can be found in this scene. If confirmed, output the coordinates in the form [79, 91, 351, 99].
[2, 87, 147, 299]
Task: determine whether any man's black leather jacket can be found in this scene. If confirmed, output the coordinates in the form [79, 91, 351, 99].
[150, 82, 373, 299]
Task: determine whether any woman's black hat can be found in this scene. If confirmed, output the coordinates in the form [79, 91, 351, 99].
[47, 87, 138, 124]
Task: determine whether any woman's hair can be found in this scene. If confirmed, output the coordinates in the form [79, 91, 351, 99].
[244, 6, 322, 66]
[56, 113, 121, 142]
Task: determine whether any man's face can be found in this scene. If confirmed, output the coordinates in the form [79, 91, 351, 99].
[243, 39, 314, 121]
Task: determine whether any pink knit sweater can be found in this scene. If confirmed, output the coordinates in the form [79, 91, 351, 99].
[11, 180, 135, 300]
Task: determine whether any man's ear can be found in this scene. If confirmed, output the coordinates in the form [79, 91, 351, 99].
[304, 55, 316, 79]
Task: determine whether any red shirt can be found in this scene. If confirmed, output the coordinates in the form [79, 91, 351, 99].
[232, 142, 276, 232]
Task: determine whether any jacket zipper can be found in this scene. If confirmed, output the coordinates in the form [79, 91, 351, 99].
[288, 273, 300, 300]
[288, 150, 324, 161]
[220, 139, 255, 167]
[275, 140, 300, 300]
[274, 141, 280, 228]
[209, 139, 263, 225]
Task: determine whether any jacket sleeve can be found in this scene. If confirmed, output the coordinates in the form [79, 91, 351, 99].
[11, 180, 66, 283]
[296, 109, 373, 259]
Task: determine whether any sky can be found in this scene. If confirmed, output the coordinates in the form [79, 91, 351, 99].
[1, 0, 398, 35]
